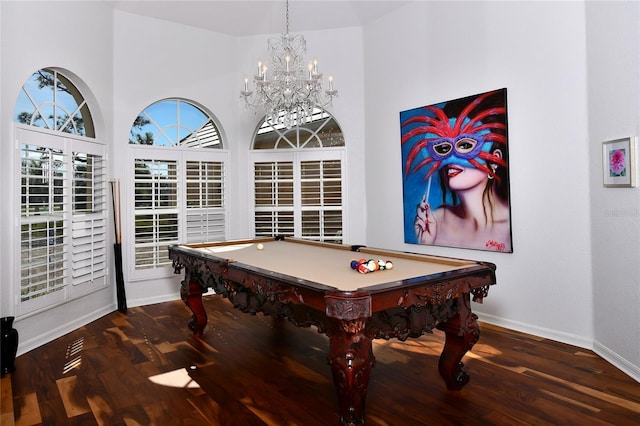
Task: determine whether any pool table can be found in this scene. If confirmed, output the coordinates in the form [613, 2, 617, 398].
[169, 236, 496, 425]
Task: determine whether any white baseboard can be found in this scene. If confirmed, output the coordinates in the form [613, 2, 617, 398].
[477, 312, 640, 384]
[125, 293, 181, 309]
[593, 340, 640, 384]
[17, 304, 115, 356]
[127, 289, 218, 309]
[477, 312, 593, 349]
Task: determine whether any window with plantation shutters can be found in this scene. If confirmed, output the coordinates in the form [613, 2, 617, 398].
[251, 108, 346, 243]
[14, 68, 104, 314]
[19, 138, 107, 304]
[129, 99, 227, 277]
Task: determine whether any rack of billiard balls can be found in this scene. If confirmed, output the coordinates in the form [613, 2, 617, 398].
[350, 258, 393, 274]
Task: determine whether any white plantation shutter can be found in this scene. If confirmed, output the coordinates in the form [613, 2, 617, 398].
[185, 211, 225, 242]
[20, 217, 67, 302]
[254, 161, 295, 237]
[185, 160, 225, 243]
[300, 159, 343, 242]
[133, 213, 179, 269]
[134, 159, 179, 269]
[72, 152, 106, 214]
[71, 151, 107, 285]
[20, 137, 69, 303]
[71, 216, 106, 285]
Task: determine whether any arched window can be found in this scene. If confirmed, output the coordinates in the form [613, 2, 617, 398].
[14, 68, 105, 313]
[251, 108, 345, 243]
[129, 99, 221, 148]
[128, 99, 227, 275]
[14, 68, 95, 137]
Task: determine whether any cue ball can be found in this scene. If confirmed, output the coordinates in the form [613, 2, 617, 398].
[257, 243, 264, 250]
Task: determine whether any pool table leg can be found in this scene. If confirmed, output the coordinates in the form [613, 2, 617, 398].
[180, 280, 208, 336]
[326, 318, 375, 426]
[436, 293, 480, 390]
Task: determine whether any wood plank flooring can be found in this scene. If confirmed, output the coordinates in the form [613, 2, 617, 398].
[2, 295, 639, 425]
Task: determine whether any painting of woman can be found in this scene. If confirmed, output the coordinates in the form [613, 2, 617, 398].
[400, 88, 512, 252]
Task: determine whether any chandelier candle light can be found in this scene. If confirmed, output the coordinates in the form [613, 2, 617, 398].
[240, 0, 338, 128]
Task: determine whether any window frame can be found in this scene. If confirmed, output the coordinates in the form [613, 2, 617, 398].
[250, 108, 347, 242]
[14, 124, 107, 316]
[250, 144, 347, 242]
[126, 99, 228, 282]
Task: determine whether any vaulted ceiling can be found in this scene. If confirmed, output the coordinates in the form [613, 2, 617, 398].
[112, 0, 410, 36]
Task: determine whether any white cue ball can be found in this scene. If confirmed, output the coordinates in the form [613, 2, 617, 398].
[256, 243, 264, 250]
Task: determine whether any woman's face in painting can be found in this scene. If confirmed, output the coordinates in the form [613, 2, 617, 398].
[445, 148, 502, 192]
[444, 165, 488, 191]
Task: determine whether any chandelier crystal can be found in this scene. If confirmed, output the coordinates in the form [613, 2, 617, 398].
[240, 0, 338, 129]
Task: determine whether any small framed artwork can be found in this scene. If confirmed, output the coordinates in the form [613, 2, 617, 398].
[602, 136, 636, 187]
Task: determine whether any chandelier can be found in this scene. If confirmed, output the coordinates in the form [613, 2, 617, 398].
[240, 0, 338, 128]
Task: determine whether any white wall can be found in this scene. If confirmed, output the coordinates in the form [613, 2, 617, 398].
[363, 1, 594, 345]
[112, 11, 239, 306]
[586, 1, 640, 380]
[0, 1, 116, 352]
[363, 0, 639, 381]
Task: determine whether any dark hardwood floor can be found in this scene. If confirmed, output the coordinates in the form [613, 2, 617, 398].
[2, 295, 639, 425]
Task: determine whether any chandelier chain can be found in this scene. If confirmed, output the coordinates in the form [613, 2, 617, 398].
[285, 0, 289, 34]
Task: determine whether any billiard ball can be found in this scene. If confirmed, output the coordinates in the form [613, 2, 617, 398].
[257, 243, 264, 250]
